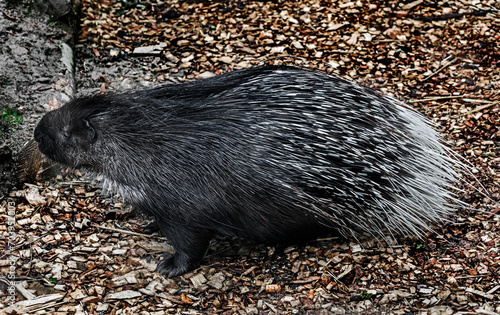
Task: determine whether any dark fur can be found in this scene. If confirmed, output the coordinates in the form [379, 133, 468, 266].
[34, 66, 460, 277]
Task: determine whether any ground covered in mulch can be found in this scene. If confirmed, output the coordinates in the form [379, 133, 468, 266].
[1, 0, 499, 314]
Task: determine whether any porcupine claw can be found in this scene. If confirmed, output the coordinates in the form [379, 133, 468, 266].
[156, 252, 194, 278]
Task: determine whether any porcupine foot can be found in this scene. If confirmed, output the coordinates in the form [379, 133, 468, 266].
[142, 221, 160, 234]
[156, 252, 196, 277]
[155, 222, 213, 278]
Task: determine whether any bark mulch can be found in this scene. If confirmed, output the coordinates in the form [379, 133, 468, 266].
[1, 0, 499, 314]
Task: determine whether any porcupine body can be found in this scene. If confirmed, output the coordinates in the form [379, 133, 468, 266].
[34, 66, 461, 277]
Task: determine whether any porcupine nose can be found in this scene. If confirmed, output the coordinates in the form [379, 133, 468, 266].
[34, 117, 53, 153]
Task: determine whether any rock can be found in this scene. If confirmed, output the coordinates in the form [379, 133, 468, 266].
[106, 290, 142, 300]
[218, 56, 233, 64]
[292, 41, 304, 49]
[199, 71, 216, 79]
[132, 43, 168, 56]
[46, 0, 73, 19]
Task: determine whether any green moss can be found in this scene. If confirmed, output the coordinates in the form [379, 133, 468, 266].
[0, 76, 11, 87]
[360, 290, 373, 300]
[1, 106, 23, 138]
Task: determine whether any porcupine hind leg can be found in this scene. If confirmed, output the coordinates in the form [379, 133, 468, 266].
[155, 220, 214, 278]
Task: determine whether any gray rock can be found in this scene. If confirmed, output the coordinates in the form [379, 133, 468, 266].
[32, 0, 75, 19]
[0, 0, 75, 195]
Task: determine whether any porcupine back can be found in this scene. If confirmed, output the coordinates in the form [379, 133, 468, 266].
[79, 65, 461, 242]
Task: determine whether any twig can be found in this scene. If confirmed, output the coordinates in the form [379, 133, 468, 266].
[327, 269, 348, 289]
[316, 236, 341, 241]
[462, 98, 497, 103]
[422, 57, 458, 82]
[456, 275, 484, 279]
[14, 282, 36, 300]
[0, 235, 46, 260]
[463, 100, 500, 115]
[402, 0, 423, 10]
[289, 276, 321, 284]
[374, 39, 408, 43]
[487, 285, 500, 295]
[329, 49, 352, 54]
[58, 180, 92, 186]
[92, 223, 160, 238]
[409, 95, 464, 103]
[30, 301, 67, 313]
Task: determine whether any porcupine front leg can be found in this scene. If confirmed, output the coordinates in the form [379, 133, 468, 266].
[155, 220, 213, 278]
[142, 221, 160, 234]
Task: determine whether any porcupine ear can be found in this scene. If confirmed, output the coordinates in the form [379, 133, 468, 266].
[83, 119, 96, 143]
[68, 118, 97, 146]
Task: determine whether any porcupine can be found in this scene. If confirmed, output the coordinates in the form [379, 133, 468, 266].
[33, 65, 462, 277]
